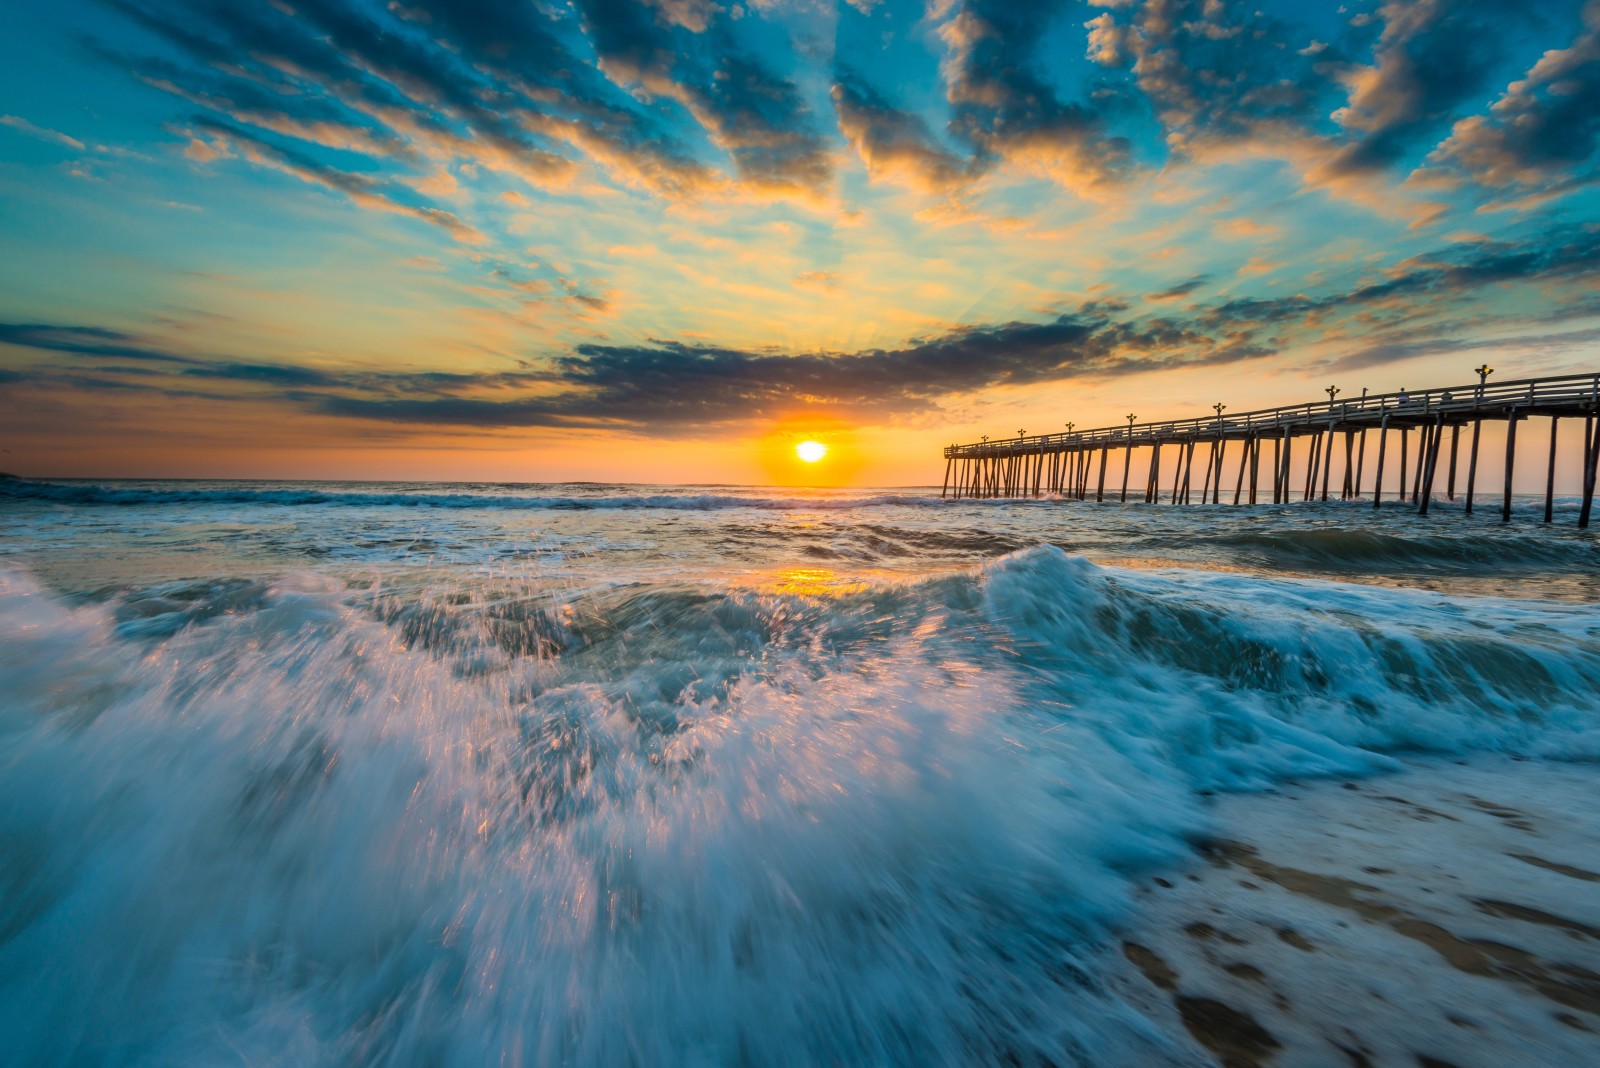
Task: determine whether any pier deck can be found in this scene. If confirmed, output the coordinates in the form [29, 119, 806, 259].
[940, 372, 1600, 526]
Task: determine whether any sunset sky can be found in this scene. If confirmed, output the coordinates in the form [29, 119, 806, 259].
[3, 0, 1599, 484]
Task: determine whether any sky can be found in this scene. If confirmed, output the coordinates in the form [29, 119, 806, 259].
[2, 0, 1600, 485]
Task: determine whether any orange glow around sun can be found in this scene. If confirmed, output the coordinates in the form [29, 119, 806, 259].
[753, 420, 862, 486]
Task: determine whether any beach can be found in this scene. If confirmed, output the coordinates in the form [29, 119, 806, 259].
[2, 479, 1598, 1065]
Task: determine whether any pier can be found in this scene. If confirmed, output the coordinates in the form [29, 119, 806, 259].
[941, 372, 1600, 527]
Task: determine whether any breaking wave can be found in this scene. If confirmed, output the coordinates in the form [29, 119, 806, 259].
[2, 547, 1598, 1065]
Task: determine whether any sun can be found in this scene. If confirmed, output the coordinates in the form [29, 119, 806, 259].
[796, 440, 827, 463]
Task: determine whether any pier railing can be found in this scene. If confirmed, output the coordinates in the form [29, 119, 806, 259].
[939, 371, 1600, 526]
[945, 373, 1600, 457]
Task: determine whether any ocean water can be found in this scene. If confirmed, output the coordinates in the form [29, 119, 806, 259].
[2, 478, 1599, 1065]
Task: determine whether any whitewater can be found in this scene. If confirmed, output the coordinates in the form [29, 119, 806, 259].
[2, 479, 1599, 1066]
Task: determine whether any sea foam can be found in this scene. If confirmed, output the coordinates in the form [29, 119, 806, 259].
[1, 547, 1598, 1065]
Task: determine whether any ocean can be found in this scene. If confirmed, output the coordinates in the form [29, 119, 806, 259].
[2, 478, 1599, 1066]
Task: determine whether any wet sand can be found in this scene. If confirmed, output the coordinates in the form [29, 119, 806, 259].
[1115, 758, 1600, 1067]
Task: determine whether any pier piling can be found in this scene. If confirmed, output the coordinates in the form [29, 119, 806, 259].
[939, 373, 1599, 525]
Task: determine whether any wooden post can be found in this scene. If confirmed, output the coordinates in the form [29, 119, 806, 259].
[1272, 434, 1282, 504]
[1399, 428, 1409, 503]
[1411, 426, 1427, 504]
[1580, 415, 1598, 529]
[1181, 441, 1197, 504]
[1373, 416, 1389, 507]
[1354, 429, 1368, 498]
[1447, 424, 1460, 500]
[1281, 431, 1293, 505]
[1149, 443, 1162, 504]
[1096, 446, 1109, 502]
[1213, 439, 1227, 504]
[1464, 420, 1482, 515]
[1320, 425, 1336, 502]
[1120, 436, 1133, 503]
[1342, 431, 1355, 499]
[1232, 438, 1247, 505]
[1503, 410, 1519, 522]
[1172, 442, 1185, 504]
[1419, 417, 1443, 515]
[1544, 417, 1558, 523]
[941, 455, 953, 499]
[1249, 434, 1261, 505]
[1412, 421, 1433, 512]
[1302, 431, 1317, 501]
[1200, 440, 1217, 503]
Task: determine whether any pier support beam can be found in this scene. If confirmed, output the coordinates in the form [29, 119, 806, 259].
[1213, 439, 1227, 505]
[1354, 429, 1368, 499]
[1233, 439, 1248, 505]
[1581, 415, 1598, 528]
[1544, 417, 1558, 523]
[1503, 410, 1519, 522]
[1321, 426, 1336, 502]
[1447, 425, 1460, 500]
[1249, 435, 1261, 505]
[1465, 420, 1482, 515]
[1373, 417, 1389, 507]
[1419, 417, 1443, 516]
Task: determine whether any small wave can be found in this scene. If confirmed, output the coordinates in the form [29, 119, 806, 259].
[0, 479, 948, 512]
[1182, 526, 1593, 572]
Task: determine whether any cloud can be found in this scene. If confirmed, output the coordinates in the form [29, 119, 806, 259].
[1429, 0, 1600, 194]
[0, 115, 86, 151]
[935, 0, 1131, 193]
[575, 0, 832, 197]
[7, 220, 1600, 434]
[1322, 0, 1528, 178]
[1102, 0, 1331, 157]
[179, 363, 343, 387]
[1146, 275, 1210, 301]
[831, 72, 976, 195]
[190, 119, 485, 242]
[0, 322, 196, 364]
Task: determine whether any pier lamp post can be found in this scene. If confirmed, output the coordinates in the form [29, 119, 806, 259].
[1127, 414, 1137, 432]
[1065, 421, 1075, 433]
[1475, 364, 1493, 403]
[1018, 429, 1026, 440]
[1212, 402, 1225, 424]
[1326, 385, 1340, 404]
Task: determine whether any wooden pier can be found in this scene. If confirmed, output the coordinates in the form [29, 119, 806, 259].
[941, 372, 1600, 527]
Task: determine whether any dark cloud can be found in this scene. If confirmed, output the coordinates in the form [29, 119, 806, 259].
[0, 322, 196, 364]
[84, 0, 1600, 228]
[1089, 0, 1333, 157]
[94, 0, 707, 201]
[937, 0, 1130, 191]
[7, 221, 1599, 432]
[1323, 0, 1533, 177]
[1431, 0, 1600, 195]
[1147, 276, 1210, 302]
[179, 363, 343, 387]
[191, 118, 482, 241]
[575, 0, 831, 195]
[309, 312, 1194, 428]
[831, 71, 976, 194]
